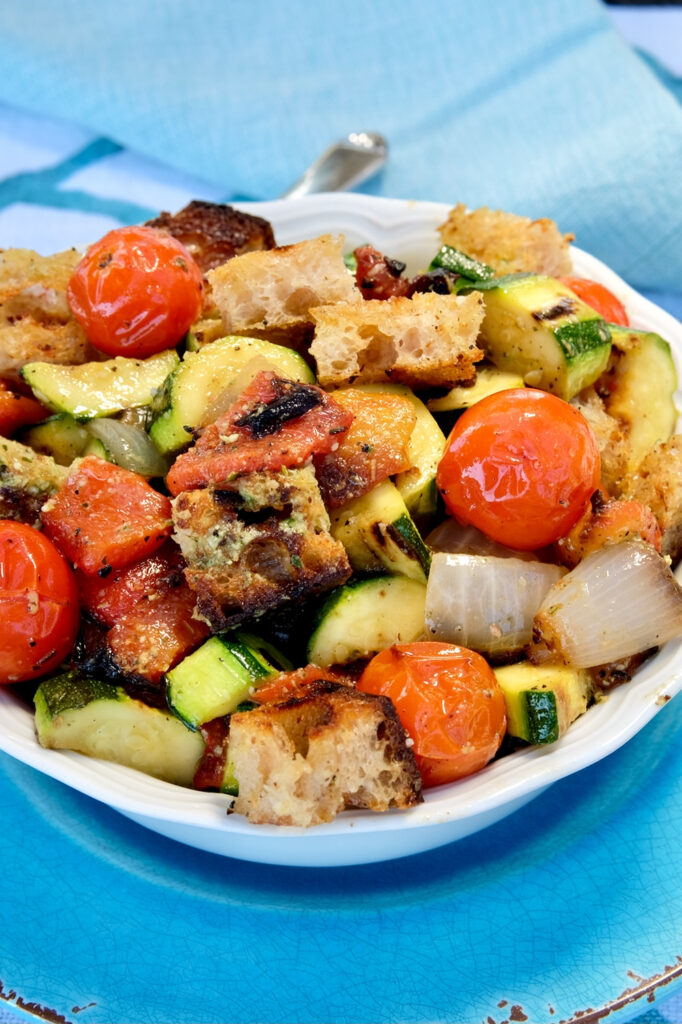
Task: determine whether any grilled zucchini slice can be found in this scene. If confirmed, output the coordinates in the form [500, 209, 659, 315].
[20, 413, 89, 465]
[34, 671, 204, 785]
[603, 325, 678, 475]
[476, 274, 611, 400]
[329, 479, 431, 583]
[307, 575, 426, 666]
[22, 350, 179, 420]
[166, 633, 281, 730]
[427, 365, 525, 414]
[494, 661, 592, 744]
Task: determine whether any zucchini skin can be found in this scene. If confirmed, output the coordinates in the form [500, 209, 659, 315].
[35, 671, 121, 719]
[165, 633, 280, 730]
[429, 245, 496, 283]
[21, 350, 179, 420]
[494, 662, 592, 745]
[516, 689, 560, 745]
[34, 670, 204, 786]
[475, 274, 612, 400]
[307, 574, 427, 666]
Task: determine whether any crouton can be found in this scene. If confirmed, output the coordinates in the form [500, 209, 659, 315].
[0, 248, 92, 378]
[207, 234, 360, 349]
[309, 291, 485, 389]
[622, 435, 682, 565]
[570, 387, 630, 495]
[171, 465, 351, 631]
[438, 203, 573, 277]
[0, 437, 67, 526]
[227, 680, 423, 826]
[146, 200, 276, 273]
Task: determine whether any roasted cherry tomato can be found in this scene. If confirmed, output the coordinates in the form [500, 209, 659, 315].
[357, 642, 506, 787]
[559, 276, 629, 326]
[0, 521, 79, 684]
[67, 225, 204, 357]
[436, 388, 601, 551]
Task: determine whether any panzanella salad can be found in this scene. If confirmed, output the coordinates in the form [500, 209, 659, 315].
[1, 198, 681, 828]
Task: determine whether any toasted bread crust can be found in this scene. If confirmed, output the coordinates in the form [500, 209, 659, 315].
[172, 466, 351, 630]
[228, 681, 423, 825]
[571, 387, 630, 495]
[207, 234, 360, 340]
[0, 248, 93, 377]
[309, 290, 484, 389]
[623, 435, 682, 565]
[146, 200, 276, 273]
[0, 437, 67, 527]
[439, 203, 573, 277]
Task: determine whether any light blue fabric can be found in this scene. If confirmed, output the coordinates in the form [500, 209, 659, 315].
[0, 0, 681, 296]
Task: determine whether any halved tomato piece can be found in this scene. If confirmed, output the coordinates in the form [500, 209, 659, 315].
[77, 542, 184, 626]
[314, 387, 416, 507]
[0, 379, 48, 437]
[42, 455, 172, 574]
[106, 580, 209, 684]
[251, 663, 352, 704]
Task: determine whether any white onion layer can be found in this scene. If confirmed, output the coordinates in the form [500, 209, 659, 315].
[531, 541, 682, 668]
[87, 419, 169, 478]
[425, 552, 565, 657]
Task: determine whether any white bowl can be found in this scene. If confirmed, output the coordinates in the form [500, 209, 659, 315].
[1, 194, 681, 868]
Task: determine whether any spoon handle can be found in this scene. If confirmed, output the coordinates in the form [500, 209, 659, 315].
[280, 131, 388, 198]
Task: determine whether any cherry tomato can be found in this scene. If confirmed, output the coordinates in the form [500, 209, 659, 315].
[559, 276, 629, 326]
[357, 642, 506, 787]
[67, 226, 204, 357]
[436, 388, 600, 551]
[0, 521, 79, 684]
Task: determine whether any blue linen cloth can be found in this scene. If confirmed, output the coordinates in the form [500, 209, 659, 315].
[0, 0, 681, 300]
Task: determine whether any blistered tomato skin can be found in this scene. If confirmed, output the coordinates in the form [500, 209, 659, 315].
[436, 388, 601, 551]
[357, 641, 507, 787]
[0, 521, 79, 684]
[67, 226, 203, 358]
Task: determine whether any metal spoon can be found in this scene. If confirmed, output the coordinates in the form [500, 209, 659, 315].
[280, 131, 388, 198]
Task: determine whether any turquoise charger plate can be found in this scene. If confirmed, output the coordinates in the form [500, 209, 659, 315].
[2, 693, 682, 1024]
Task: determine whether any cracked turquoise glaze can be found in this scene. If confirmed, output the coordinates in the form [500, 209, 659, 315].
[2, 693, 682, 1024]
